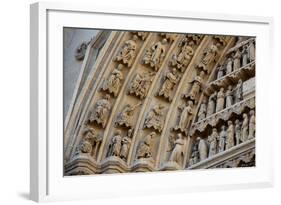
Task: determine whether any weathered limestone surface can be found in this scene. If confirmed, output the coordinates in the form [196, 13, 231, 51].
[64, 31, 256, 175]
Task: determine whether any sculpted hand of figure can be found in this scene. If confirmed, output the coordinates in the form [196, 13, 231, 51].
[144, 104, 165, 132]
[89, 94, 111, 128]
[102, 64, 123, 97]
[169, 133, 185, 165]
[115, 103, 142, 128]
[136, 132, 156, 160]
[158, 68, 179, 100]
[175, 100, 193, 132]
[115, 36, 137, 67]
[142, 39, 167, 71]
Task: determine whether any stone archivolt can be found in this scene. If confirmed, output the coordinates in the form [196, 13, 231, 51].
[64, 32, 255, 175]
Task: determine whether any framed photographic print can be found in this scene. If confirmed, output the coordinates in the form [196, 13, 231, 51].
[30, 2, 274, 202]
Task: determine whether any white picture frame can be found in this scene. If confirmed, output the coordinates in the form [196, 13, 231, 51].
[30, 2, 274, 202]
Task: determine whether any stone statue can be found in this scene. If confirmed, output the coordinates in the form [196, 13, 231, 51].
[208, 128, 219, 157]
[144, 104, 165, 132]
[142, 39, 167, 70]
[158, 68, 179, 100]
[207, 91, 217, 117]
[235, 119, 242, 145]
[136, 132, 156, 159]
[132, 32, 149, 40]
[225, 85, 234, 107]
[218, 125, 227, 152]
[75, 127, 96, 155]
[160, 33, 177, 42]
[241, 45, 249, 67]
[170, 42, 194, 72]
[248, 40, 255, 62]
[120, 129, 133, 161]
[197, 43, 218, 73]
[169, 133, 185, 165]
[226, 121, 235, 150]
[248, 110, 255, 139]
[216, 87, 225, 112]
[115, 36, 137, 67]
[225, 57, 233, 74]
[75, 41, 89, 61]
[107, 130, 122, 157]
[216, 64, 225, 79]
[233, 50, 241, 70]
[102, 64, 123, 97]
[128, 71, 155, 99]
[184, 71, 204, 101]
[189, 143, 199, 166]
[241, 113, 249, 142]
[175, 100, 193, 132]
[198, 137, 208, 161]
[115, 103, 142, 128]
[234, 79, 243, 103]
[89, 94, 111, 128]
[197, 98, 207, 121]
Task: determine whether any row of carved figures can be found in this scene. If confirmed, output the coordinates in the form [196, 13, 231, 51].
[196, 79, 244, 121]
[216, 39, 255, 80]
[189, 110, 255, 166]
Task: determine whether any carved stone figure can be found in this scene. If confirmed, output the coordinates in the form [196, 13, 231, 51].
[218, 125, 227, 152]
[120, 129, 133, 160]
[234, 79, 243, 103]
[189, 143, 199, 166]
[248, 110, 255, 139]
[198, 137, 208, 161]
[225, 85, 234, 107]
[142, 39, 167, 70]
[75, 127, 102, 160]
[169, 133, 185, 165]
[102, 64, 123, 97]
[216, 87, 225, 112]
[170, 42, 194, 71]
[132, 32, 148, 40]
[248, 40, 255, 62]
[197, 44, 218, 73]
[235, 119, 242, 145]
[107, 130, 122, 157]
[233, 50, 241, 70]
[115, 36, 137, 67]
[89, 94, 111, 128]
[75, 41, 89, 61]
[136, 132, 156, 159]
[115, 103, 142, 128]
[241, 45, 249, 67]
[225, 57, 233, 74]
[208, 128, 219, 157]
[160, 33, 177, 42]
[175, 101, 193, 132]
[197, 99, 207, 121]
[226, 121, 235, 150]
[184, 71, 204, 101]
[158, 68, 179, 100]
[128, 71, 155, 99]
[241, 113, 249, 142]
[216, 64, 225, 79]
[144, 104, 165, 132]
[207, 91, 217, 116]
